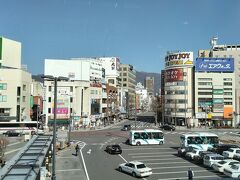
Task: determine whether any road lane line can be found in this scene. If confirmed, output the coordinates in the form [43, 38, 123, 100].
[157, 175, 225, 180]
[132, 154, 175, 158]
[118, 154, 128, 163]
[79, 141, 90, 180]
[5, 147, 22, 155]
[146, 161, 190, 165]
[6, 141, 23, 147]
[128, 151, 175, 155]
[122, 147, 173, 150]
[57, 156, 76, 159]
[152, 165, 199, 169]
[137, 158, 181, 161]
[57, 168, 83, 172]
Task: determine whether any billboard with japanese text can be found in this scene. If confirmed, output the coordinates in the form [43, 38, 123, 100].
[165, 68, 183, 82]
[195, 58, 234, 72]
[165, 52, 193, 68]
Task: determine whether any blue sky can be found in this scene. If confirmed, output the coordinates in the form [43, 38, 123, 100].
[0, 0, 240, 75]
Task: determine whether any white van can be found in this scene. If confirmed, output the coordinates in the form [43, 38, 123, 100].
[203, 154, 224, 167]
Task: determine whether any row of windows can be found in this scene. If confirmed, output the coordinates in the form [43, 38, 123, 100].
[198, 82, 232, 86]
[48, 97, 73, 103]
[48, 86, 74, 92]
[0, 95, 7, 102]
[198, 92, 233, 95]
[165, 99, 187, 104]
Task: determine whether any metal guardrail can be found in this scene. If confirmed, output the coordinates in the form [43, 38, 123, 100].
[0, 135, 53, 180]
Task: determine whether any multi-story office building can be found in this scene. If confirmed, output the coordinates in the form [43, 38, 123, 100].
[195, 57, 235, 126]
[0, 37, 32, 122]
[163, 51, 194, 126]
[196, 37, 239, 126]
[135, 82, 148, 112]
[145, 76, 154, 96]
[119, 64, 136, 117]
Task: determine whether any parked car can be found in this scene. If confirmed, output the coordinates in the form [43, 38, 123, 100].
[178, 146, 195, 157]
[185, 149, 204, 161]
[233, 152, 240, 161]
[224, 164, 240, 179]
[105, 144, 122, 154]
[203, 154, 224, 167]
[211, 144, 240, 155]
[118, 161, 152, 177]
[193, 151, 213, 164]
[160, 124, 175, 131]
[3, 130, 21, 137]
[222, 148, 240, 159]
[212, 159, 239, 173]
[121, 124, 131, 131]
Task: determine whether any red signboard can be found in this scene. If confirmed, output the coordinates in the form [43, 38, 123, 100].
[165, 68, 183, 82]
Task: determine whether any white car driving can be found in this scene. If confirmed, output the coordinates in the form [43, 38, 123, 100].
[118, 161, 152, 177]
[212, 159, 239, 173]
[224, 164, 240, 179]
[222, 148, 240, 158]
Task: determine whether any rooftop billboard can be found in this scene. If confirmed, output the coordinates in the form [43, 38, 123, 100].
[165, 68, 183, 82]
[165, 52, 193, 68]
[195, 58, 234, 72]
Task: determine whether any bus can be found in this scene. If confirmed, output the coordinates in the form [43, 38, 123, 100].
[0, 121, 43, 135]
[129, 129, 164, 146]
[180, 132, 219, 151]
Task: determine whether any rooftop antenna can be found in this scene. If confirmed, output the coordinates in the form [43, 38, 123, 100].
[210, 36, 218, 48]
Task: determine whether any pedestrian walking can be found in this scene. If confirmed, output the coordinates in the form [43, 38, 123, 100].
[187, 168, 194, 180]
[75, 144, 79, 156]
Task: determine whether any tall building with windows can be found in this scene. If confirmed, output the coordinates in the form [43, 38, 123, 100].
[163, 51, 194, 126]
[0, 37, 32, 122]
[145, 76, 154, 96]
[196, 37, 239, 126]
[119, 64, 136, 117]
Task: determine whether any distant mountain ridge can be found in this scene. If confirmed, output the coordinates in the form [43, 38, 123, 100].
[32, 71, 161, 95]
[136, 71, 161, 95]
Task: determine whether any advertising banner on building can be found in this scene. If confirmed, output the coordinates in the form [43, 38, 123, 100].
[213, 104, 224, 112]
[195, 58, 234, 72]
[165, 68, 183, 82]
[52, 96, 70, 119]
[224, 107, 233, 119]
[165, 52, 193, 68]
[213, 89, 224, 94]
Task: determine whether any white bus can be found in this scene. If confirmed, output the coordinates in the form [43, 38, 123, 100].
[0, 121, 42, 135]
[129, 129, 164, 146]
[180, 132, 219, 151]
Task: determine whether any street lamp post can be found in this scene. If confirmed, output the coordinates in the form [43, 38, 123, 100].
[42, 75, 69, 180]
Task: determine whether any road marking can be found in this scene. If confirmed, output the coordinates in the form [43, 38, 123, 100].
[57, 156, 75, 159]
[137, 158, 181, 162]
[128, 151, 175, 155]
[7, 141, 22, 147]
[132, 154, 175, 158]
[5, 147, 22, 155]
[79, 141, 90, 180]
[87, 149, 91, 154]
[153, 169, 211, 175]
[56, 168, 83, 172]
[147, 161, 190, 165]
[122, 147, 173, 151]
[118, 154, 128, 163]
[157, 175, 225, 180]
[152, 165, 199, 169]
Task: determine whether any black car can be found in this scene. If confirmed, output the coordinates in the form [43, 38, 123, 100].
[3, 130, 21, 137]
[160, 124, 175, 131]
[121, 124, 131, 131]
[193, 151, 213, 164]
[105, 145, 122, 154]
[210, 144, 240, 155]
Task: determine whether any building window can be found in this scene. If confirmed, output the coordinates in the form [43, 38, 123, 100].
[108, 79, 115, 84]
[0, 95, 7, 102]
[123, 84, 127, 87]
[123, 73, 127, 76]
[70, 97, 73, 103]
[198, 82, 212, 85]
[17, 87, 21, 96]
[198, 78, 212, 81]
[48, 97, 51, 102]
[0, 83, 7, 90]
[49, 86, 52, 92]
[224, 92, 232, 95]
[224, 82, 232, 86]
[48, 108, 51, 113]
[123, 78, 127, 81]
[224, 98, 232, 100]
[22, 96, 26, 102]
[224, 88, 232, 91]
[198, 92, 212, 95]
[123, 67, 127, 71]
[70, 86, 73, 92]
[224, 102, 232, 105]
[224, 78, 232, 81]
[23, 84, 26, 91]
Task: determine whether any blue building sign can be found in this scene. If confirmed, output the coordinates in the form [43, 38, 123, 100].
[195, 58, 234, 72]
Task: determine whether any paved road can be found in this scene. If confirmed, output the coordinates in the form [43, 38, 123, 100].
[69, 120, 239, 180]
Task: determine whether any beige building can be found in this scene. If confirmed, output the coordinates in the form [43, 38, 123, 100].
[0, 37, 32, 122]
[145, 76, 154, 96]
[119, 64, 136, 117]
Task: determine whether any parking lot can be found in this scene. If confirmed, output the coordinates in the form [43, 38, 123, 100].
[119, 133, 230, 180]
